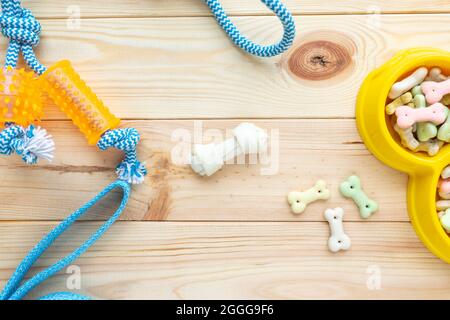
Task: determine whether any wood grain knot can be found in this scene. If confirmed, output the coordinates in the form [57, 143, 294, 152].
[288, 40, 352, 81]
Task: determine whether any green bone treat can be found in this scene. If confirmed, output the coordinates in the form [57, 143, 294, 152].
[411, 85, 423, 97]
[414, 94, 438, 142]
[340, 175, 378, 219]
[386, 92, 412, 115]
[438, 106, 450, 142]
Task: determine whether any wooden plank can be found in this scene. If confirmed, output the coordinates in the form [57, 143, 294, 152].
[0, 221, 448, 300]
[0, 119, 408, 222]
[3, 15, 449, 119]
[22, 0, 450, 18]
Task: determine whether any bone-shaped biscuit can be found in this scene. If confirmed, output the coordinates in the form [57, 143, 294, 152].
[422, 79, 450, 104]
[415, 139, 443, 156]
[385, 92, 412, 115]
[394, 124, 420, 150]
[287, 180, 330, 214]
[411, 85, 423, 97]
[438, 179, 450, 199]
[436, 200, 450, 211]
[389, 67, 428, 99]
[395, 103, 448, 129]
[414, 94, 438, 142]
[425, 67, 449, 82]
[340, 175, 378, 219]
[442, 166, 450, 179]
[442, 94, 450, 106]
[324, 207, 351, 253]
[439, 209, 450, 232]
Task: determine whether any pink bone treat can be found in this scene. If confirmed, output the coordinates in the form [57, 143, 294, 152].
[395, 103, 448, 129]
[439, 179, 450, 195]
[421, 79, 450, 104]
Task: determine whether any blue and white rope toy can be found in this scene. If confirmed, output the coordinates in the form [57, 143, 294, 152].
[0, 0, 296, 300]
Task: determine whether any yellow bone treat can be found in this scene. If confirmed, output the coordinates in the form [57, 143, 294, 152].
[40, 60, 120, 145]
[0, 66, 43, 127]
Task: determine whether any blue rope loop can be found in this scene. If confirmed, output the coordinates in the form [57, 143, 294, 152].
[204, 0, 296, 57]
[97, 128, 147, 185]
[0, 0, 47, 74]
[0, 180, 131, 300]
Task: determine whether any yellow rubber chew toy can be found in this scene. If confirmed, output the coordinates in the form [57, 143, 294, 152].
[0, 66, 43, 127]
[40, 60, 120, 145]
[356, 47, 450, 263]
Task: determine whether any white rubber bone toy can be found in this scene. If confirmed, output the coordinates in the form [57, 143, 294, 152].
[287, 180, 331, 214]
[190, 122, 268, 177]
[324, 207, 351, 253]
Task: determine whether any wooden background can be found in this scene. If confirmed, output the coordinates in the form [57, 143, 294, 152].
[1, 0, 450, 299]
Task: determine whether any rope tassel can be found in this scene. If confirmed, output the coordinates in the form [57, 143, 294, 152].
[97, 128, 147, 184]
[0, 124, 54, 164]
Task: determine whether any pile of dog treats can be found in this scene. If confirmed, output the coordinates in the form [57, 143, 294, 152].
[437, 166, 450, 234]
[386, 67, 450, 156]
[386, 67, 450, 234]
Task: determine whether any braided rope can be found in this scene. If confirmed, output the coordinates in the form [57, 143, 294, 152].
[0, 180, 130, 300]
[0, 0, 46, 74]
[98, 128, 147, 184]
[204, 0, 296, 57]
[0, 124, 54, 164]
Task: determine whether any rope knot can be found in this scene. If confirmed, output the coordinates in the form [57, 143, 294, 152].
[0, 8, 41, 46]
[0, 124, 55, 164]
[97, 128, 147, 184]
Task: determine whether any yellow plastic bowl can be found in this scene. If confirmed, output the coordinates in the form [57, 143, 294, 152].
[356, 47, 450, 263]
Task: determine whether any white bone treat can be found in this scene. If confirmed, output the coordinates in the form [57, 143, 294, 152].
[394, 124, 420, 150]
[436, 200, 450, 211]
[442, 166, 450, 179]
[190, 122, 268, 177]
[389, 67, 428, 100]
[415, 139, 443, 156]
[425, 67, 449, 82]
[324, 207, 351, 253]
[287, 180, 331, 214]
[439, 191, 450, 200]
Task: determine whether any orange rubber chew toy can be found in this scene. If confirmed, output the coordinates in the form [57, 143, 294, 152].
[0, 66, 43, 127]
[41, 61, 120, 146]
[40, 60, 146, 184]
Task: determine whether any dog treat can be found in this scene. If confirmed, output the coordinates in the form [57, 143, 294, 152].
[441, 94, 450, 106]
[190, 122, 267, 177]
[422, 79, 450, 104]
[439, 209, 450, 232]
[415, 139, 443, 156]
[414, 94, 438, 141]
[425, 67, 448, 82]
[438, 111, 450, 142]
[386, 92, 412, 115]
[340, 175, 378, 219]
[437, 200, 450, 211]
[324, 207, 351, 253]
[439, 178, 450, 194]
[411, 85, 423, 97]
[389, 67, 428, 99]
[395, 103, 447, 129]
[442, 166, 450, 179]
[394, 124, 420, 150]
[287, 180, 330, 214]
